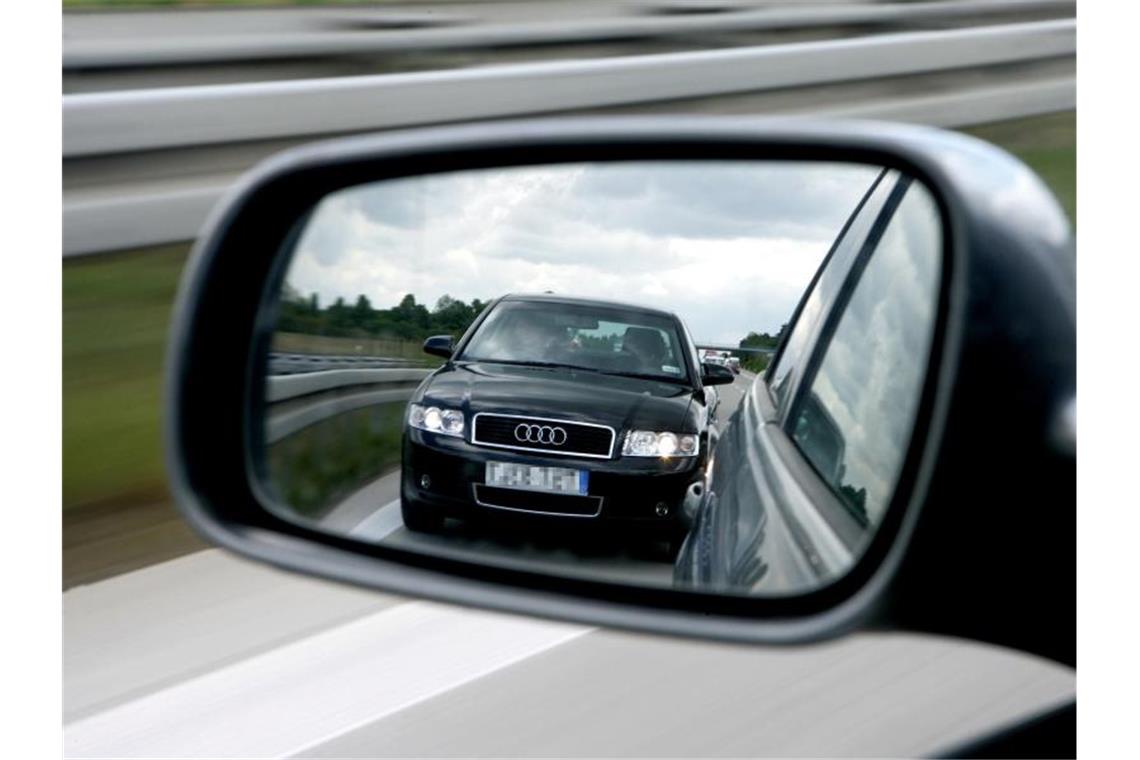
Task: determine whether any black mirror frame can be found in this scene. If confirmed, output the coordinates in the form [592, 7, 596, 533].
[166, 117, 1073, 665]
[423, 334, 454, 358]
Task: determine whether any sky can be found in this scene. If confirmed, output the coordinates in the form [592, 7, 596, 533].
[283, 160, 882, 344]
[801, 180, 942, 527]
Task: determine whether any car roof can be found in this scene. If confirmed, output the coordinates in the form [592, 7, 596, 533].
[498, 293, 678, 320]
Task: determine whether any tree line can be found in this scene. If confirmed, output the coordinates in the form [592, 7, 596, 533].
[735, 325, 786, 373]
[279, 286, 786, 366]
[278, 286, 488, 342]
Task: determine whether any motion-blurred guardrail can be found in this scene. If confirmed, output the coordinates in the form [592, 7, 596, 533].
[63, 16, 1075, 257]
[63, 0, 1073, 70]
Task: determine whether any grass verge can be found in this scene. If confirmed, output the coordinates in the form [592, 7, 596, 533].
[63, 244, 190, 510]
[963, 111, 1076, 224]
[266, 402, 407, 518]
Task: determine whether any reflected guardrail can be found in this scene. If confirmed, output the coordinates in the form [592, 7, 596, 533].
[265, 365, 432, 443]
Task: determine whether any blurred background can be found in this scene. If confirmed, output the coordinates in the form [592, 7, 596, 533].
[62, 0, 1075, 590]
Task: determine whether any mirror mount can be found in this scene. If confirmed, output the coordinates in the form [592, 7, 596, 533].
[423, 334, 454, 359]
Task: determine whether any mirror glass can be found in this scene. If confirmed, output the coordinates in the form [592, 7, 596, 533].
[255, 160, 942, 597]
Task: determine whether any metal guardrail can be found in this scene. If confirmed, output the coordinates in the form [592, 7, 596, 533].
[268, 352, 426, 376]
[63, 19, 1074, 158]
[265, 366, 432, 443]
[62, 18, 1075, 257]
[267, 366, 434, 401]
[63, 0, 1074, 70]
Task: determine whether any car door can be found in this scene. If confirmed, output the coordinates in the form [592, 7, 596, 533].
[676, 171, 942, 593]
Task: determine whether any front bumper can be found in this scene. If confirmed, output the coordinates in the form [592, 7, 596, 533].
[403, 428, 705, 533]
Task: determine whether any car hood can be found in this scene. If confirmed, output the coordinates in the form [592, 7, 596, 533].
[417, 362, 697, 432]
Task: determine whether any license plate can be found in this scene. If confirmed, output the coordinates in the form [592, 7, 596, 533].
[485, 461, 588, 495]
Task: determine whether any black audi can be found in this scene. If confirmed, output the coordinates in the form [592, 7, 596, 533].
[400, 293, 735, 554]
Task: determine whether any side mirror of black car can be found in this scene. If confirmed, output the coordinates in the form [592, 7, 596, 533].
[423, 334, 454, 358]
[167, 117, 1073, 671]
[701, 362, 735, 386]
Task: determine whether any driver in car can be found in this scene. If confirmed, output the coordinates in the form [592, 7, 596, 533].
[515, 319, 572, 360]
[621, 326, 668, 373]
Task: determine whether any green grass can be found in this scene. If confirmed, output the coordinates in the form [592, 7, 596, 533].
[963, 111, 1076, 225]
[61, 111, 1076, 512]
[741, 354, 771, 375]
[63, 245, 190, 509]
[266, 402, 406, 518]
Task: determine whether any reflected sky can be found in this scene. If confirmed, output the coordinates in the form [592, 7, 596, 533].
[285, 161, 880, 343]
[796, 181, 942, 524]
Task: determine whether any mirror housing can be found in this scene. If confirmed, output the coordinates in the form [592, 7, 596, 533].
[423, 334, 454, 358]
[701, 362, 736, 386]
[166, 117, 1073, 665]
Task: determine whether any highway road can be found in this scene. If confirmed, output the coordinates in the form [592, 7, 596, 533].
[64, 546, 1075, 757]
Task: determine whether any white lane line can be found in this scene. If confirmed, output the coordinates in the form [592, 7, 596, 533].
[65, 601, 591, 759]
[348, 498, 403, 541]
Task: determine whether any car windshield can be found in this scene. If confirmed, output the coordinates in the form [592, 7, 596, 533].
[458, 300, 691, 384]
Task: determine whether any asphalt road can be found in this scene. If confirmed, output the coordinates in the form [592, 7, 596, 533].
[64, 547, 1075, 758]
[308, 370, 755, 588]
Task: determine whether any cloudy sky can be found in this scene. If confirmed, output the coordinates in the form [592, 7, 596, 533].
[799, 180, 942, 527]
[283, 160, 881, 344]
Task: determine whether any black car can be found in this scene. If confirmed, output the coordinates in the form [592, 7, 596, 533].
[400, 294, 735, 551]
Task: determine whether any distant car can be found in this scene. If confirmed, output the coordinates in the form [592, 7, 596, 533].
[702, 350, 727, 367]
[725, 356, 741, 374]
[400, 293, 735, 555]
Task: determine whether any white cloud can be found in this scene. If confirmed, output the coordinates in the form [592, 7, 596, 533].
[285, 160, 880, 342]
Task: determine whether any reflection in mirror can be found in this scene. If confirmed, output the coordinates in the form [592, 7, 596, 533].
[255, 161, 942, 598]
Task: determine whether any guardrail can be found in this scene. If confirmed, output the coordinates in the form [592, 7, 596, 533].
[63, 0, 1074, 70]
[268, 352, 428, 376]
[62, 18, 1075, 257]
[64, 19, 1074, 158]
[265, 366, 432, 444]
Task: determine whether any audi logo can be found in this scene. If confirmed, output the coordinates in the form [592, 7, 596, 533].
[514, 424, 568, 446]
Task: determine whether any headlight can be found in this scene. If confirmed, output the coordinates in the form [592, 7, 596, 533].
[408, 403, 465, 437]
[623, 430, 699, 457]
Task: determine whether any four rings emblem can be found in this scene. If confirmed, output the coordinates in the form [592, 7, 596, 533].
[515, 424, 568, 446]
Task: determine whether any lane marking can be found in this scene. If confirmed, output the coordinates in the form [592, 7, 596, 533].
[65, 601, 591, 759]
[349, 498, 403, 541]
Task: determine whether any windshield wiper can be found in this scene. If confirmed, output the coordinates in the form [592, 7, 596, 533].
[595, 369, 691, 386]
[461, 359, 583, 370]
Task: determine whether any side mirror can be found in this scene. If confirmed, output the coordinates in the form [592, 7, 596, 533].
[167, 117, 1073, 665]
[423, 334, 454, 358]
[701, 362, 735, 386]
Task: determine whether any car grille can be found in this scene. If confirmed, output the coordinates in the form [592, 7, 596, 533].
[471, 413, 615, 459]
[473, 485, 603, 517]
